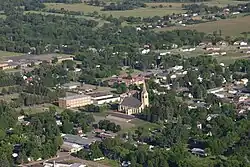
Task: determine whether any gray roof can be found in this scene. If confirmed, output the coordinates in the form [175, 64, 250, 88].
[63, 134, 98, 146]
[59, 94, 91, 100]
[70, 163, 85, 167]
[62, 82, 81, 87]
[120, 97, 141, 108]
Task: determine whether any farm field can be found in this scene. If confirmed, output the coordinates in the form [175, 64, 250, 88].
[45, 3, 185, 17]
[201, 0, 248, 7]
[146, 0, 247, 7]
[159, 15, 250, 36]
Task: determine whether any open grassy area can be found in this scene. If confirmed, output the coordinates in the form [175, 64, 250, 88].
[215, 53, 250, 65]
[45, 3, 185, 17]
[159, 15, 250, 36]
[99, 159, 119, 167]
[145, 0, 247, 7]
[201, 0, 248, 7]
[0, 51, 22, 57]
[0, 14, 6, 19]
[16, 104, 65, 115]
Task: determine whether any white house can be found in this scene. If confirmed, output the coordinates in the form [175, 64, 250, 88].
[141, 49, 150, 54]
[207, 87, 224, 94]
[240, 42, 248, 46]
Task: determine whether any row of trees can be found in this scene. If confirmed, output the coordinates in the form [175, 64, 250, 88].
[103, 0, 146, 11]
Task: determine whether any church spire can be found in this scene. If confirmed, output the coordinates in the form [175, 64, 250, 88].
[141, 81, 149, 107]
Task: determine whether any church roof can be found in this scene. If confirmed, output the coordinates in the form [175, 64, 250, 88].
[120, 96, 142, 108]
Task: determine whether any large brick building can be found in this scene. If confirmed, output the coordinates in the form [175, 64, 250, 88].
[58, 94, 93, 108]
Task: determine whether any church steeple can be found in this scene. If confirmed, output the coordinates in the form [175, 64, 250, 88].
[141, 82, 149, 107]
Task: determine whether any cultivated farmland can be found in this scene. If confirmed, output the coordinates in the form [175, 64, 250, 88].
[45, 3, 185, 17]
[158, 16, 250, 36]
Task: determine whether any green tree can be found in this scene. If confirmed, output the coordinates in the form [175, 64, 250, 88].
[62, 120, 74, 134]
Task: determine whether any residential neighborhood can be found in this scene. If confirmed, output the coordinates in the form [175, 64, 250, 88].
[1, 0, 250, 167]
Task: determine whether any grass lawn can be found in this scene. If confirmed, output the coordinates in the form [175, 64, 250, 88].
[0, 14, 6, 19]
[99, 159, 119, 167]
[0, 51, 22, 57]
[16, 104, 65, 115]
[158, 15, 250, 36]
[118, 118, 161, 134]
[45, 3, 185, 17]
[214, 53, 250, 65]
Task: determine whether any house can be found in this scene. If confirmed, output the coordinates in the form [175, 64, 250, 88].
[191, 148, 208, 157]
[220, 52, 227, 55]
[119, 82, 149, 115]
[62, 134, 100, 149]
[87, 92, 120, 105]
[121, 161, 131, 167]
[108, 75, 145, 87]
[238, 46, 250, 50]
[97, 132, 117, 139]
[44, 162, 86, 167]
[240, 41, 248, 46]
[61, 142, 83, 153]
[207, 87, 224, 94]
[141, 49, 150, 54]
[205, 47, 221, 51]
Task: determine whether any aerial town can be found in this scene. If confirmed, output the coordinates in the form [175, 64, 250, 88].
[0, 0, 250, 167]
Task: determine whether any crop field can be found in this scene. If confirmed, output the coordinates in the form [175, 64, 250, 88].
[159, 16, 250, 36]
[146, 0, 248, 7]
[201, 0, 248, 7]
[45, 3, 185, 17]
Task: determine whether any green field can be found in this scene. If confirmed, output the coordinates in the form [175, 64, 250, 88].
[0, 51, 22, 57]
[200, 0, 248, 7]
[99, 159, 119, 167]
[45, 3, 185, 17]
[145, 0, 247, 7]
[16, 103, 65, 115]
[0, 14, 6, 19]
[159, 15, 250, 36]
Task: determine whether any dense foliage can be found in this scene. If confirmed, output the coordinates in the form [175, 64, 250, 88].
[0, 104, 63, 165]
[103, 0, 146, 11]
[98, 120, 121, 133]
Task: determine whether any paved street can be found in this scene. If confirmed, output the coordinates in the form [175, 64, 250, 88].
[21, 152, 110, 167]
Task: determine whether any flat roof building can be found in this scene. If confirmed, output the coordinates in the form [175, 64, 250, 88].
[62, 82, 81, 90]
[58, 94, 93, 108]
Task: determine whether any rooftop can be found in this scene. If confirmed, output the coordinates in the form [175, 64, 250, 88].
[59, 94, 91, 100]
[120, 96, 142, 108]
[87, 92, 111, 98]
[62, 82, 81, 87]
[63, 134, 100, 146]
